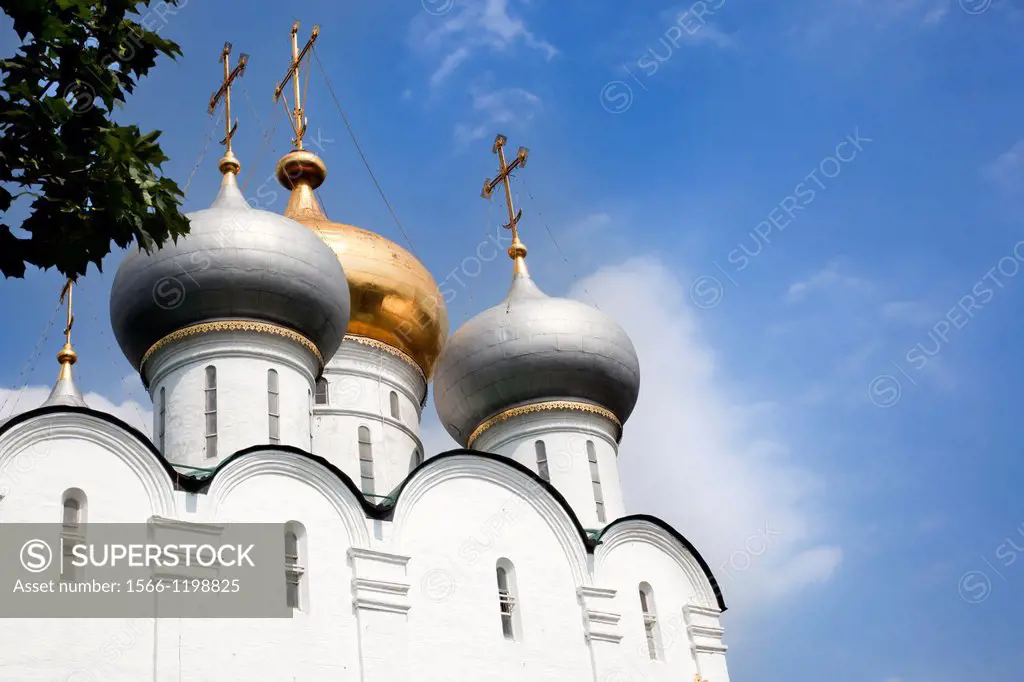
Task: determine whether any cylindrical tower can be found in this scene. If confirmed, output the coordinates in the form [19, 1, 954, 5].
[109, 156, 350, 471]
[433, 237, 641, 530]
[275, 149, 449, 497]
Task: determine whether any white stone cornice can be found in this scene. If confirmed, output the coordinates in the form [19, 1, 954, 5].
[475, 409, 619, 454]
[147, 516, 225, 535]
[348, 546, 412, 615]
[578, 584, 623, 643]
[146, 331, 319, 391]
[391, 455, 590, 588]
[0, 411, 175, 517]
[349, 548, 410, 566]
[312, 406, 424, 450]
[597, 521, 717, 609]
[684, 602, 728, 654]
[206, 450, 370, 547]
[326, 340, 426, 404]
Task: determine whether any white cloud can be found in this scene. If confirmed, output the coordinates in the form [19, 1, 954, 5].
[424, 256, 842, 611]
[789, 0, 950, 48]
[412, 0, 556, 88]
[0, 386, 152, 436]
[984, 139, 1024, 192]
[922, 2, 949, 25]
[430, 46, 472, 88]
[453, 87, 542, 147]
[787, 261, 871, 302]
[578, 258, 840, 608]
[882, 300, 935, 325]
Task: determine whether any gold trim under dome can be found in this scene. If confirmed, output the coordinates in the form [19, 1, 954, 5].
[347, 334, 425, 382]
[276, 149, 449, 380]
[140, 320, 323, 370]
[467, 400, 622, 448]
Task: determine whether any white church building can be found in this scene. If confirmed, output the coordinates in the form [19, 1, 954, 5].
[0, 52, 731, 679]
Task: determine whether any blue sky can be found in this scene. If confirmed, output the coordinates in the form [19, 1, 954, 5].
[3, 0, 1024, 680]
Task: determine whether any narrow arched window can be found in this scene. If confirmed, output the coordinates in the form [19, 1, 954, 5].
[314, 377, 329, 405]
[62, 498, 81, 529]
[639, 582, 661, 660]
[204, 366, 217, 459]
[268, 369, 280, 444]
[358, 426, 374, 495]
[535, 440, 549, 482]
[496, 559, 520, 640]
[284, 523, 306, 611]
[61, 489, 86, 582]
[389, 390, 400, 419]
[308, 388, 314, 452]
[157, 386, 166, 453]
[587, 440, 606, 522]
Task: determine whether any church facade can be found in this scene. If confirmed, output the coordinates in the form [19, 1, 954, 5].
[0, 34, 730, 682]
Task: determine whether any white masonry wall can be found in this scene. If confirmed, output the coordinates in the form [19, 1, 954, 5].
[146, 330, 319, 470]
[0, 411, 730, 682]
[472, 409, 626, 530]
[312, 337, 426, 498]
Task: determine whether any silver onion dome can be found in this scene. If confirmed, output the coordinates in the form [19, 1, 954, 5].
[109, 169, 350, 373]
[433, 263, 641, 447]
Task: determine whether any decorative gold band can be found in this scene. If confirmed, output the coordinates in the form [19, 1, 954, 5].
[140, 320, 323, 369]
[346, 335, 426, 383]
[468, 400, 622, 448]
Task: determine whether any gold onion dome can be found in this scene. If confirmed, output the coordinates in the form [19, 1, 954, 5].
[276, 149, 448, 379]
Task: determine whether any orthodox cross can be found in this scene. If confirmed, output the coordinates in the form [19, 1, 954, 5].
[481, 134, 530, 238]
[207, 42, 249, 154]
[55, 276, 79, 373]
[59, 278, 74, 349]
[273, 21, 320, 149]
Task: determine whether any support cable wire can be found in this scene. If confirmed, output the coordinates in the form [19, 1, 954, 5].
[0, 299, 62, 417]
[242, 100, 285, 195]
[522, 175, 601, 311]
[183, 103, 222, 196]
[311, 46, 420, 259]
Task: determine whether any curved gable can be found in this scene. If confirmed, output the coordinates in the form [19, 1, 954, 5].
[0, 405, 176, 518]
[390, 451, 591, 586]
[596, 514, 726, 611]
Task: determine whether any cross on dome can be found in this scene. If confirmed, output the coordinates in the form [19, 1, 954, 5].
[274, 21, 320, 150]
[481, 134, 531, 274]
[207, 42, 248, 175]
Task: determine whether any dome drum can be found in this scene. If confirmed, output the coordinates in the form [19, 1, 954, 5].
[109, 171, 350, 377]
[434, 272, 641, 447]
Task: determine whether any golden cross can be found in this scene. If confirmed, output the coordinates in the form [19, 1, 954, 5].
[208, 42, 249, 155]
[481, 134, 530, 236]
[59, 278, 74, 347]
[273, 21, 320, 149]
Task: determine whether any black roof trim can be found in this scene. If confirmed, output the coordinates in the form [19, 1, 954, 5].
[596, 514, 727, 611]
[2, 406, 725, 610]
